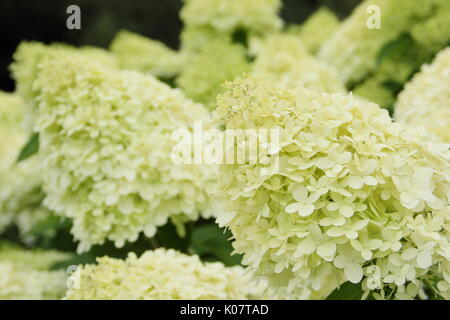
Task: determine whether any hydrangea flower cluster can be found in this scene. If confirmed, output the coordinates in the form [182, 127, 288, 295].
[31, 53, 216, 252]
[250, 34, 346, 94]
[213, 76, 450, 299]
[177, 40, 250, 109]
[0, 243, 71, 299]
[288, 7, 339, 54]
[0, 157, 52, 237]
[110, 30, 185, 79]
[0, 91, 26, 172]
[395, 48, 450, 144]
[65, 248, 267, 300]
[319, 0, 449, 86]
[180, 0, 283, 51]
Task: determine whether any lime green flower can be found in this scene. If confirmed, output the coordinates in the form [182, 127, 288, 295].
[250, 34, 346, 93]
[0, 243, 71, 299]
[319, 0, 450, 86]
[10, 42, 117, 131]
[395, 48, 450, 143]
[214, 76, 450, 299]
[32, 53, 216, 252]
[110, 30, 185, 78]
[288, 7, 339, 54]
[65, 248, 268, 300]
[180, 0, 283, 50]
[177, 40, 250, 109]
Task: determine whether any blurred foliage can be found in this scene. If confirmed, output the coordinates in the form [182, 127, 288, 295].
[0, 0, 362, 91]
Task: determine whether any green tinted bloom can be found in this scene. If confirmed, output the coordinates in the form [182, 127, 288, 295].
[180, 0, 283, 50]
[288, 7, 339, 54]
[0, 157, 52, 236]
[110, 30, 185, 79]
[65, 248, 268, 300]
[395, 48, 450, 143]
[177, 40, 250, 109]
[0, 243, 71, 299]
[250, 34, 346, 93]
[0, 91, 26, 172]
[10, 42, 117, 131]
[214, 76, 450, 299]
[319, 0, 450, 86]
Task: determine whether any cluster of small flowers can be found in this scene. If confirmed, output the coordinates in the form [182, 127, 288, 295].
[110, 30, 186, 79]
[177, 39, 250, 109]
[287, 7, 339, 54]
[28, 52, 216, 252]
[319, 0, 449, 87]
[0, 243, 71, 299]
[250, 34, 346, 94]
[65, 248, 268, 300]
[180, 0, 283, 51]
[395, 48, 450, 144]
[213, 76, 450, 299]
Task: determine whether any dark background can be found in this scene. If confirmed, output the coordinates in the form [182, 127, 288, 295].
[0, 0, 362, 92]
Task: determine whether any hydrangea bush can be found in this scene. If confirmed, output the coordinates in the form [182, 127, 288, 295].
[0, 0, 449, 301]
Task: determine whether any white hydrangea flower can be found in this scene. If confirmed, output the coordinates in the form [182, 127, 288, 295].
[250, 34, 346, 94]
[214, 76, 450, 299]
[32, 53, 217, 252]
[0, 243, 71, 300]
[110, 30, 186, 78]
[395, 48, 450, 143]
[65, 248, 268, 300]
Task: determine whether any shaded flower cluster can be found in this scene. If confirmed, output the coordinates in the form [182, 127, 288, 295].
[65, 248, 267, 300]
[0, 157, 52, 237]
[10, 42, 117, 131]
[110, 30, 186, 79]
[0, 243, 71, 299]
[214, 76, 450, 299]
[180, 0, 283, 51]
[177, 40, 250, 109]
[319, 0, 450, 87]
[31, 53, 216, 252]
[250, 34, 346, 94]
[0, 91, 26, 172]
[288, 7, 339, 54]
[395, 48, 450, 144]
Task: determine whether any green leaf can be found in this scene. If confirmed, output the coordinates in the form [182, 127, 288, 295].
[155, 221, 192, 253]
[190, 223, 241, 266]
[17, 132, 39, 162]
[377, 33, 415, 64]
[326, 281, 364, 300]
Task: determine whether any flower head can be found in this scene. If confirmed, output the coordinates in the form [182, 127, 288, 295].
[214, 76, 450, 299]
